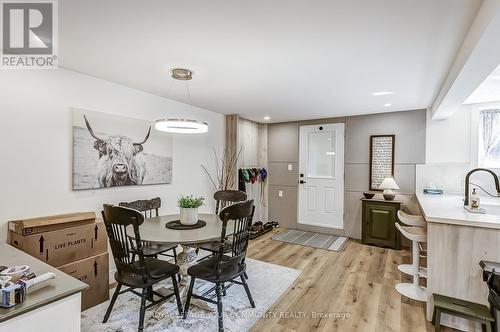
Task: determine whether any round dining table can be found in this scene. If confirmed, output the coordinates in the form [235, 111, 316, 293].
[138, 213, 229, 244]
[129, 213, 234, 313]
[132, 213, 233, 276]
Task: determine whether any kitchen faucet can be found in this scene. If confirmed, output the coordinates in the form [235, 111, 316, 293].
[464, 168, 500, 207]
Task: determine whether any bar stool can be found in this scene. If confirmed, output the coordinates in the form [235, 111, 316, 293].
[397, 211, 427, 279]
[395, 222, 427, 302]
[397, 210, 425, 227]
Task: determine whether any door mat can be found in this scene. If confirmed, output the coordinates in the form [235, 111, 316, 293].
[272, 229, 349, 252]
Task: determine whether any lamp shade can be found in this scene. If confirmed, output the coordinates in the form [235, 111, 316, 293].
[379, 177, 399, 190]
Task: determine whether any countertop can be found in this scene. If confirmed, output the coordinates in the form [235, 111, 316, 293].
[416, 192, 500, 229]
[0, 243, 88, 322]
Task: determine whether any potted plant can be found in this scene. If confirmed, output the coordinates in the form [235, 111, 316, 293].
[178, 195, 205, 225]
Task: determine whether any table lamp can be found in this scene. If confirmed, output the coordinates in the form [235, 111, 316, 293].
[379, 177, 399, 201]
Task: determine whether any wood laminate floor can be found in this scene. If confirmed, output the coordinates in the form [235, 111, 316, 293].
[247, 228, 452, 332]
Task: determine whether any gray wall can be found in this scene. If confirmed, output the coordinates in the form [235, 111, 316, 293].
[268, 110, 426, 239]
[268, 122, 300, 230]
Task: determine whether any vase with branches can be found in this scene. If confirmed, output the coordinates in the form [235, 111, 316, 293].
[201, 147, 241, 190]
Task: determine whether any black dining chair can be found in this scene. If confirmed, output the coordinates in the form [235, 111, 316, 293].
[119, 197, 178, 264]
[196, 190, 247, 259]
[183, 200, 256, 332]
[214, 190, 248, 214]
[102, 204, 183, 332]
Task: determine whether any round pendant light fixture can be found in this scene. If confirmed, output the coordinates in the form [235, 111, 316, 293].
[155, 118, 208, 134]
[171, 68, 192, 80]
[155, 68, 208, 134]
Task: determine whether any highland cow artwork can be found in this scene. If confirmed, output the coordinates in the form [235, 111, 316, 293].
[72, 109, 172, 190]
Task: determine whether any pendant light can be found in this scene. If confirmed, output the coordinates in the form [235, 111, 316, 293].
[155, 68, 208, 134]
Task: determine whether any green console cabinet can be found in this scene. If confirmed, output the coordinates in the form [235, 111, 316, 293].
[361, 198, 402, 249]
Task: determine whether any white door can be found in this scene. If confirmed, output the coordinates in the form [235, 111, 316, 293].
[298, 123, 344, 229]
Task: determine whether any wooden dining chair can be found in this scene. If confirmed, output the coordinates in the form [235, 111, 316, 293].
[119, 197, 178, 264]
[101, 204, 182, 332]
[214, 190, 248, 214]
[196, 190, 247, 259]
[183, 200, 256, 332]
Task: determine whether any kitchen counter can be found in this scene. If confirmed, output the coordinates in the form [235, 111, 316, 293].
[417, 192, 500, 331]
[0, 243, 87, 330]
[416, 192, 500, 229]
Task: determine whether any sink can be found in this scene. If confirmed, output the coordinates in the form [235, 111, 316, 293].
[481, 204, 500, 215]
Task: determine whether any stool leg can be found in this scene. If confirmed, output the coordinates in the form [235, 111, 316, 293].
[434, 308, 441, 332]
[412, 240, 420, 285]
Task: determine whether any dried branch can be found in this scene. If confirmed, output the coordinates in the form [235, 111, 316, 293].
[201, 164, 218, 190]
[201, 146, 241, 190]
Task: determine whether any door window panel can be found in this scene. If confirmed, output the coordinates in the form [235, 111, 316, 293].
[307, 131, 335, 177]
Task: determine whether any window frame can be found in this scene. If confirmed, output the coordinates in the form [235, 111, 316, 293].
[470, 102, 500, 171]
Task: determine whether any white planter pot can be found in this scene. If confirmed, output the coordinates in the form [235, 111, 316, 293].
[180, 207, 198, 225]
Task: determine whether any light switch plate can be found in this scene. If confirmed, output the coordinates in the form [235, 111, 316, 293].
[278, 190, 283, 197]
[287, 164, 293, 171]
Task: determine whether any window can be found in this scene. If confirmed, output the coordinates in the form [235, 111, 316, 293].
[307, 131, 335, 177]
[478, 108, 500, 168]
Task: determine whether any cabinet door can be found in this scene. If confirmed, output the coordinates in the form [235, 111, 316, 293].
[363, 203, 397, 248]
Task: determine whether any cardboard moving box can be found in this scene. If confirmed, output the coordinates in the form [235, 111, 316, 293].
[9, 219, 108, 267]
[9, 212, 96, 235]
[7, 211, 110, 311]
[58, 252, 110, 311]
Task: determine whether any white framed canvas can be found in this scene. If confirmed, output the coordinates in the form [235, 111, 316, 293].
[72, 108, 173, 190]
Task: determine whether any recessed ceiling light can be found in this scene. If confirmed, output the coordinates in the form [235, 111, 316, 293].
[384, 103, 392, 107]
[372, 91, 394, 96]
[264, 116, 270, 121]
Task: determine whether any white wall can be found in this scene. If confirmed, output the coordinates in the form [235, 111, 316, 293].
[426, 105, 472, 163]
[0, 69, 224, 241]
[418, 107, 472, 193]
[421, 104, 500, 195]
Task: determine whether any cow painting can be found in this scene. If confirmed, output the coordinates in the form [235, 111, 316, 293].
[83, 115, 151, 187]
[72, 109, 173, 190]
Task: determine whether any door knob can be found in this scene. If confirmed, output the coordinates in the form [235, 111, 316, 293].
[299, 180, 306, 184]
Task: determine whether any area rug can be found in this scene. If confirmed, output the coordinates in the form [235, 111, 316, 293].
[272, 229, 349, 252]
[81, 258, 301, 332]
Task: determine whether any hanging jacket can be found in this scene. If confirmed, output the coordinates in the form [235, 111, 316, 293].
[259, 168, 267, 204]
[260, 168, 268, 181]
[241, 168, 250, 182]
[250, 168, 258, 183]
[238, 168, 246, 192]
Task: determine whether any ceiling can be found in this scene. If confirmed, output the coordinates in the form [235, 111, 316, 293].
[465, 64, 500, 104]
[59, 0, 482, 123]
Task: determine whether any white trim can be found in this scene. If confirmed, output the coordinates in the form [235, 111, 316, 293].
[470, 102, 500, 170]
[298, 123, 345, 230]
